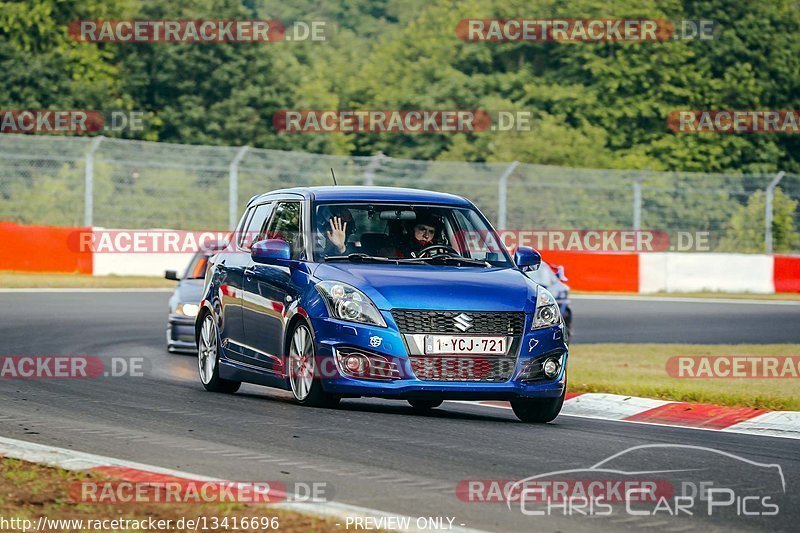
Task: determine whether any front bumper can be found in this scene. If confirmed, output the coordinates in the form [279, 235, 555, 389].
[308, 312, 568, 400]
[167, 315, 197, 352]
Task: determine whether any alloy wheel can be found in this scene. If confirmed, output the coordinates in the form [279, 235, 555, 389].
[289, 325, 315, 400]
[198, 314, 217, 385]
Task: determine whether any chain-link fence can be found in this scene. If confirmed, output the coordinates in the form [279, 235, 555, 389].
[1, 134, 798, 253]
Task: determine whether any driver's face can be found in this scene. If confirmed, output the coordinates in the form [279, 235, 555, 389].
[414, 224, 435, 242]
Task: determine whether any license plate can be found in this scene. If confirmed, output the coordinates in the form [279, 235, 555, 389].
[424, 335, 507, 355]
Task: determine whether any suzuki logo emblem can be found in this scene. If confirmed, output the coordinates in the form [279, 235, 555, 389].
[453, 313, 473, 332]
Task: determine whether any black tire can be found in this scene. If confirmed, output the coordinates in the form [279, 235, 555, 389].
[287, 322, 340, 408]
[197, 314, 241, 394]
[408, 399, 443, 411]
[511, 389, 565, 423]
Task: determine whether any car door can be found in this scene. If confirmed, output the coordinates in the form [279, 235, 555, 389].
[220, 201, 274, 366]
[242, 200, 304, 372]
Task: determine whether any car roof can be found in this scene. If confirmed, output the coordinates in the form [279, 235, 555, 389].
[248, 186, 471, 207]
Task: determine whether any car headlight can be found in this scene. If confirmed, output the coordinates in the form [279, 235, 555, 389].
[316, 281, 387, 327]
[532, 286, 561, 329]
[176, 303, 200, 317]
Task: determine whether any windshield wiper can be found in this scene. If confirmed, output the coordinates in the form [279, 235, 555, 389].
[406, 254, 490, 267]
[324, 253, 416, 264]
[324, 252, 489, 267]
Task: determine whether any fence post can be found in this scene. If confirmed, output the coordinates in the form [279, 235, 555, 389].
[229, 146, 249, 230]
[765, 170, 786, 254]
[363, 151, 385, 186]
[497, 161, 519, 229]
[84, 136, 104, 227]
[632, 177, 643, 230]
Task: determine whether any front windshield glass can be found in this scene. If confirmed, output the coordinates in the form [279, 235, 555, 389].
[181, 253, 210, 279]
[312, 203, 512, 267]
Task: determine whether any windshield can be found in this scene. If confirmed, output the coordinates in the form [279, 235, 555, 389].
[312, 202, 512, 267]
[181, 252, 210, 279]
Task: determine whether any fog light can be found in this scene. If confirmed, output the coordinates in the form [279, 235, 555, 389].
[543, 357, 560, 378]
[344, 355, 366, 374]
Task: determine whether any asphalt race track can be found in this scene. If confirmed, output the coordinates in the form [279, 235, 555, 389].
[570, 294, 800, 344]
[1, 291, 799, 532]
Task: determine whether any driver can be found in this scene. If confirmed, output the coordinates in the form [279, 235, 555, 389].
[401, 215, 441, 258]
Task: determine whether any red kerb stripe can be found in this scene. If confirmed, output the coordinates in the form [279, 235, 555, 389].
[625, 403, 766, 429]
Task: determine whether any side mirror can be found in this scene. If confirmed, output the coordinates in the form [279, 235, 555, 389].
[555, 265, 568, 282]
[515, 246, 541, 271]
[251, 239, 291, 265]
[164, 270, 180, 281]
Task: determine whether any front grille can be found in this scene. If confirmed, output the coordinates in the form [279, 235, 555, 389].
[392, 310, 525, 335]
[409, 356, 515, 382]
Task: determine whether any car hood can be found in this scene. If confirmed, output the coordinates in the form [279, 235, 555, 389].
[313, 263, 539, 312]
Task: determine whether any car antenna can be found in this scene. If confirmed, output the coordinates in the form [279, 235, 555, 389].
[330, 168, 338, 186]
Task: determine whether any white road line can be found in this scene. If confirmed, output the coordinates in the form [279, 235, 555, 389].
[0, 288, 174, 293]
[570, 294, 800, 306]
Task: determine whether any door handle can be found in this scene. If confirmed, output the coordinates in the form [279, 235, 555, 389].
[244, 267, 255, 280]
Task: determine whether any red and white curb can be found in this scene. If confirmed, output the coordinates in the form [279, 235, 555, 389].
[0, 436, 484, 533]
[467, 393, 800, 439]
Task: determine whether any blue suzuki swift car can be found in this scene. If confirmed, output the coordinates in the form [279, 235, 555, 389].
[195, 186, 568, 422]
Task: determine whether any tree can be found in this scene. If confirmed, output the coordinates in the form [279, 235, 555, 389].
[718, 188, 800, 253]
[0, 0, 131, 112]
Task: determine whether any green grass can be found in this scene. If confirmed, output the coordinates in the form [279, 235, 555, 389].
[0, 271, 174, 288]
[1, 457, 343, 532]
[569, 343, 800, 411]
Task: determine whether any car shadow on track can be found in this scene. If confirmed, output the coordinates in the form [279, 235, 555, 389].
[231, 388, 521, 424]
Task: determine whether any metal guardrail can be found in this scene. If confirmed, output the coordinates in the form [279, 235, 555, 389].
[0, 134, 798, 253]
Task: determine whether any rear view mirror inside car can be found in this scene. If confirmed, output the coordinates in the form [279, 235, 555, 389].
[379, 209, 416, 220]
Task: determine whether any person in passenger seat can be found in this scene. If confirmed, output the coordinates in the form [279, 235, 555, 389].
[321, 208, 357, 256]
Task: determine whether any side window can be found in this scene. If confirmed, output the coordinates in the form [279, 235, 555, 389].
[236, 207, 255, 248]
[240, 203, 273, 251]
[451, 210, 500, 261]
[265, 202, 303, 259]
